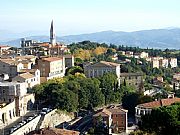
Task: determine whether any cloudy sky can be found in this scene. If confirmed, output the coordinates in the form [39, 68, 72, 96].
[1, 0, 180, 36]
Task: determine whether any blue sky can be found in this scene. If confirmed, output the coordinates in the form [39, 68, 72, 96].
[1, 0, 180, 36]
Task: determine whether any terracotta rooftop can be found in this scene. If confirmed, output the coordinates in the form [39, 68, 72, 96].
[0, 59, 20, 65]
[42, 57, 62, 62]
[18, 72, 35, 79]
[15, 55, 36, 60]
[0, 45, 10, 48]
[94, 108, 112, 117]
[36, 43, 50, 47]
[28, 128, 80, 135]
[138, 97, 180, 108]
[100, 61, 120, 67]
[108, 108, 128, 114]
[19, 69, 38, 73]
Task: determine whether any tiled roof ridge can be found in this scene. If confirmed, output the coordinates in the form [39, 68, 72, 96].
[100, 61, 119, 66]
[138, 97, 180, 108]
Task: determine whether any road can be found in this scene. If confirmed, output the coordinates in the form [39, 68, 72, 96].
[67, 114, 93, 134]
[1, 110, 39, 135]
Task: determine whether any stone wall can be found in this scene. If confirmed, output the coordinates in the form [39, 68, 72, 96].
[40, 109, 74, 128]
[11, 115, 41, 135]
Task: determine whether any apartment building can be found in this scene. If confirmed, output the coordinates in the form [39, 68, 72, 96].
[0, 94, 35, 126]
[134, 52, 149, 59]
[37, 57, 65, 83]
[93, 108, 112, 134]
[18, 69, 40, 84]
[15, 55, 37, 65]
[0, 45, 11, 55]
[135, 97, 180, 124]
[0, 82, 35, 125]
[169, 58, 178, 68]
[0, 82, 27, 103]
[172, 73, 180, 90]
[12, 72, 40, 88]
[152, 59, 160, 68]
[159, 58, 169, 68]
[125, 51, 133, 57]
[0, 59, 24, 78]
[148, 57, 177, 69]
[93, 108, 128, 134]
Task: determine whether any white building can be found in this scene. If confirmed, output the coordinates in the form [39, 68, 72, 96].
[12, 71, 40, 88]
[84, 61, 120, 79]
[152, 59, 159, 68]
[169, 58, 177, 68]
[159, 58, 169, 68]
[140, 52, 149, 59]
[135, 97, 180, 124]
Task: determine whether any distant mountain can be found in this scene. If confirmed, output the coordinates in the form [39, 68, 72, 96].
[1, 28, 180, 49]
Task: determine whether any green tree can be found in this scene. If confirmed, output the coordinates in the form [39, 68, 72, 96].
[141, 103, 180, 135]
[66, 66, 84, 75]
[99, 73, 118, 104]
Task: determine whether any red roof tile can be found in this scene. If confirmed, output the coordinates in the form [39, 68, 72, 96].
[42, 57, 62, 62]
[138, 98, 180, 108]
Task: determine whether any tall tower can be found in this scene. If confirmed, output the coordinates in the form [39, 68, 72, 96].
[50, 20, 56, 46]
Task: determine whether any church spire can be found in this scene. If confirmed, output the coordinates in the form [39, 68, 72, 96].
[50, 20, 56, 46]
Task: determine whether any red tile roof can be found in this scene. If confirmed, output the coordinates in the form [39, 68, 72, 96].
[108, 108, 128, 114]
[42, 57, 62, 62]
[100, 61, 120, 67]
[94, 108, 112, 117]
[28, 128, 80, 135]
[138, 98, 180, 108]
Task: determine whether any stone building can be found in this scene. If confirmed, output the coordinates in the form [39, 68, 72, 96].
[0, 82, 35, 125]
[84, 61, 120, 80]
[120, 73, 144, 91]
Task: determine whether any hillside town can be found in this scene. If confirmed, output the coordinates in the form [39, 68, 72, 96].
[0, 21, 180, 135]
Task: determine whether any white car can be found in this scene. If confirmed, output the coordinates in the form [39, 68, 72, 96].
[40, 111, 46, 115]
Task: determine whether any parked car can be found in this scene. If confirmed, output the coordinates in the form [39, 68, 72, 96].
[22, 120, 26, 125]
[42, 108, 48, 112]
[10, 127, 15, 133]
[16, 124, 21, 129]
[40, 111, 46, 115]
[19, 122, 24, 126]
[27, 116, 33, 121]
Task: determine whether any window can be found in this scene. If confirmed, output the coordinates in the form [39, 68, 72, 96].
[9, 110, 12, 119]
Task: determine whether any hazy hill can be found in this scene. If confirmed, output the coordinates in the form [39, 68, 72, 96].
[1, 28, 180, 49]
